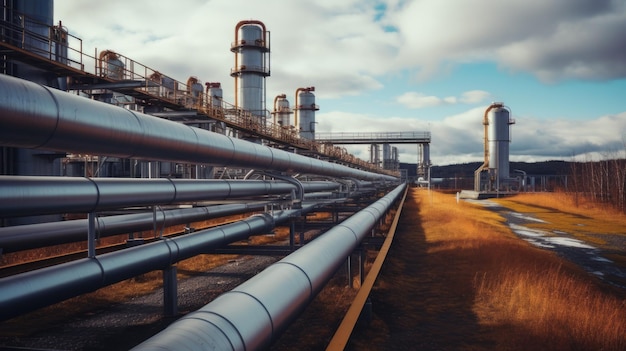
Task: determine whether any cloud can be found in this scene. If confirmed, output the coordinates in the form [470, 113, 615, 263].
[460, 90, 491, 104]
[386, 0, 626, 82]
[396, 90, 490, 109]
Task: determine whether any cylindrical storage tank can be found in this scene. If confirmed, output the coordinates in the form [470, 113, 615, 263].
[382, 143, 392, 169]
[392, 146, 399, 170]
[101, 51, 124, 80]
[187, 77, 203, 107]
[231, 21, 270, 125]
[370, 144, 380, 165]
[206, 82, 223, 108]
[296, 87, 319, 140]
[418, 143, 430, 177]
[382, 144, 391, 161]
[274, 94, 291, 127]
[487, 104, 513, 187]
[52, 23, 68, 64]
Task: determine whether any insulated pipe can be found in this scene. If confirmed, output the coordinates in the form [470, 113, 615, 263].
[131, 183, 406, 351]
[0, 199, 332, 321]
[0, 176, 339, 217]
[0, 202, 267, 253]
[0, 74, 396, 182]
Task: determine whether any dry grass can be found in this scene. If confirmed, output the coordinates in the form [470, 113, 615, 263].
[349, 188, 626, 351]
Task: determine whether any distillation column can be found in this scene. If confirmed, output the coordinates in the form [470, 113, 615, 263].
[230, 20, 270, 127]
[272, 94, 292, 128]
[474, 102, 515, 191]
[294, 87, 319, 140]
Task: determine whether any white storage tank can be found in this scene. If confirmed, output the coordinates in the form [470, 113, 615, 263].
[100, 50, 124, 80]
[487, 103, 515, 188]
[273, 94, 292, 127]
[418, 143, 430, 178]
[187, 76, 203, 107]
[206, 82, 223, 108]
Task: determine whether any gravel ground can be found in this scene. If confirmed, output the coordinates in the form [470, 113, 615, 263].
[0, 255, 280, 351]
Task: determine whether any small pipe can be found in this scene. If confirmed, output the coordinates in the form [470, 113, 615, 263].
[0, 176, 338, 217]
[0, 203, 268, 253]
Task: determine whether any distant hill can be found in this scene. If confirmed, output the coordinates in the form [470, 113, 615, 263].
[399, 160, 572, 190]
[400, 160, 571, 179]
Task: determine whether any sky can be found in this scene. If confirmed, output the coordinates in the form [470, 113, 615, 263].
[54, 0, 626, 166]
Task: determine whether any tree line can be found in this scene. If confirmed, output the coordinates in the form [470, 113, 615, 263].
[568, 156, 626, 213]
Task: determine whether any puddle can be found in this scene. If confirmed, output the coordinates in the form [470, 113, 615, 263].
[471, 199, 626, 289]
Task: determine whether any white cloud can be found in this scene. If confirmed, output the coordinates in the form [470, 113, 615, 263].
[460, 90, 491, 104]
[396, 90, 489, 109]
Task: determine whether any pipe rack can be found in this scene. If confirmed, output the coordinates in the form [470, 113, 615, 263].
[131, 183, 406, 350]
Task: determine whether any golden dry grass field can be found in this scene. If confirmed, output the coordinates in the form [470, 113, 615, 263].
[346, 188, 626, 351]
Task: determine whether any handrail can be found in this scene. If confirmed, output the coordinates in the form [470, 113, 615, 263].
[326, 185, 409, 350]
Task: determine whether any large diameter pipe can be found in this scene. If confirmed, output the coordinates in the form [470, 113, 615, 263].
[0, 176, 339, 216]
[131, 183, 406, 351]
[0, 202, 267, 253]
[0, 74, 397, 182]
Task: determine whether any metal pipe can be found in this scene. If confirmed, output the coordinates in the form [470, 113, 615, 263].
[0, 176, 339, 216]
[0, 202, 267, 253]
[0, 74, 396, 182]
[131, 183, 406, 351]
[0, 199, 330, 321]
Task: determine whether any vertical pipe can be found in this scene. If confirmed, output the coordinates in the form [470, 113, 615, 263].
[87, 212, 96, 258]
[163, 265, 178, 317]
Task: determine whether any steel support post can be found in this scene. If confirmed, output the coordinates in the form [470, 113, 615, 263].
[289, 219, 295, 251]
[359, 247, 365, 285]
[87, 212, 96, 258]
[163, 264, 178, 317]
[346, 255, 353, 288]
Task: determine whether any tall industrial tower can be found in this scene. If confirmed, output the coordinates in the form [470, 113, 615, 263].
[230, 20, 270, 127]
[474, 102, 516, 192]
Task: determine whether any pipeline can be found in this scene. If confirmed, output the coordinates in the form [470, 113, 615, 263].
[0, 176, 339, 217]
[0, 202, 267, 253]
[0, 197, 340, 321]
[0, 74, 397, 182]
[0, 187, 344, 254]
[131, 183, 406, 351]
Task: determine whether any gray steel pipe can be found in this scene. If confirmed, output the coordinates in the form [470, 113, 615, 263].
[131, 183, 406, 351]
[0, 74, 397, 182]
[0, 199, 331, 321]
[0, 176, 339, 216]
[0, 202, 268, 253]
